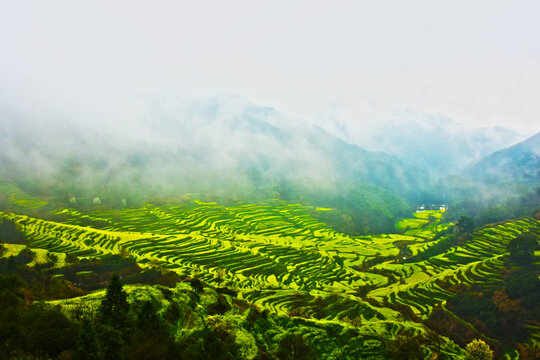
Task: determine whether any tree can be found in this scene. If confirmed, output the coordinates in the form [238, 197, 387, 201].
[77, 318, 102, 360]
[0, 274, 25, 359]
[98, 274, 130, 330]
[95, 323, 124, 360]
[465, 339, 493, 360]
[456, 216, 474, 235]
[22, 304, 77, 358]
[136, 301, 164, 333]
[385, 329, 425, 360]
[507, 233, 538, 264]
[0, 219, 26, 244]
[276, 333, 317, 360]
[127, 301, 171, 360]
[96, 274, 131, 359]
[0, 273, 25, 308]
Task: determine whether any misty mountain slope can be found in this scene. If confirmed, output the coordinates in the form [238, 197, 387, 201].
[465, 131, 540, 186]
[0, 101, 426, 201]
[435, 131, 540, 226]
[325, 112, 524, 177]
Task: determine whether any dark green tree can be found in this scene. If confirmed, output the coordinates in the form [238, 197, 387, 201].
[77, 318, 102, 360]
[385, 329, 425, 360]
[96, 274, 131, 359]
[22, 304, 77, 358]
[0, 219, 26, 244]
[507, 233, 538, 264]
[276, 333, 317, 360]
[0, 273, 24, 308]
[127, 301, 171, 360]
[95, 323, 124, 360]
[98, 274, 130, 329]
[137, 301, 163, 333]
[6, 255, 17, 273]
[456, 216, 474, 235]
[0, 274, 25, 359]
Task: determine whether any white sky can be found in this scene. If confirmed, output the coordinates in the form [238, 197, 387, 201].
[1, 1, 539, 134]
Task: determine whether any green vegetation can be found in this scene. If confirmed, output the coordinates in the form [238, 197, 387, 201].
[0, 181, 48, 210]
[456, 216, 475, 235]
[1, 187, 539, 359]
[507, 233, 539, 264]
[465, 339, 493, 360]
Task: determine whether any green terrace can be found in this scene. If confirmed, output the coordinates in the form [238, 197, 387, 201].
[2, 201, 538, 325]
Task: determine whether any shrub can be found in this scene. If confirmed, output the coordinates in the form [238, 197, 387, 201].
[465, 339, 493, 360]
[507, 233, 538, 264]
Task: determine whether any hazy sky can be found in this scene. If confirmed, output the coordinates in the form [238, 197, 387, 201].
[1, 1, 539, 134]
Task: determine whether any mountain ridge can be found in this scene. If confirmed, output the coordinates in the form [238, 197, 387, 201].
[465, 130, 540, 186]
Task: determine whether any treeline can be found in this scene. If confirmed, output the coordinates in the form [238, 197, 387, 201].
[445, 186, 540, 228]
[0, 271, 418, 360]
[0, 274, 79, 360]
[0, 272, 179, 360]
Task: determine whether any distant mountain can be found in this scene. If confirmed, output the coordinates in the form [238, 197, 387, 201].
[324, 111, 525, 177]
[436, 131, 540, 226]
[465, 131, 540, 186]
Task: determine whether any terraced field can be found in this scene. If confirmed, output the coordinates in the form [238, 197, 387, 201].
[1, 199, 539, 356]
[371, 218, 540, 316]
[0, 181, 48, 209]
